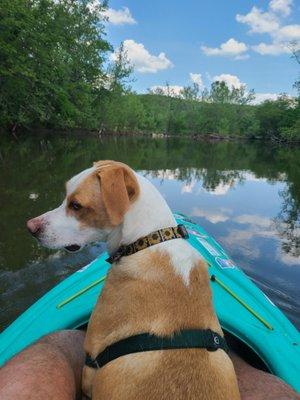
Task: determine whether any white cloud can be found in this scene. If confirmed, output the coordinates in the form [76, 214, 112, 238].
[236, 6, 280, 34]
[252, 42, 289, 55]
[276, 24, 300, 41]
[234, 214, 271, 228]
[243, 172, 268, 182]
[220, 213, 277, 259]
[201, 38, 248, 59]
[253, 93, 294, 104]
[146, 168, 181, 180]
[117, 40, 173, 73]
[150, 85, 184, 96]
[150, 73, 204, 97]
[252, 93, 280, 104]
[269, 0, 293, 17]
[191, 208, 230, 224]
[277, 249, 300, 265]
[213, 74, 244, 89]
[189, 73, 204, 89]
[237, 1, 299, 58]
[181, 180, 197, 194]
[203, 182, 233, 196]
[103, 7, 136, 25]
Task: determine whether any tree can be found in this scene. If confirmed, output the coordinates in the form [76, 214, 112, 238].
[0, 0, 110, 132]
[255, 95, 299, 141]
[180, 83, 200, 101]
[288, 41, 300, 96]
[209, 81, 255, 105]
[106, 42, 133, 92]
[97, 42, 136, 133]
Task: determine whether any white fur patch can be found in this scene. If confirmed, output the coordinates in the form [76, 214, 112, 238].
[149, 239, 202, 286]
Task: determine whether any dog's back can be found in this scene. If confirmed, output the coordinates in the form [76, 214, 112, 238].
[84, 240, 240, 400]
[91, 349, 239, 400]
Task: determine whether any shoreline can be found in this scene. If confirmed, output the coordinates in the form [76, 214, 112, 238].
[1, 127, 300, 145]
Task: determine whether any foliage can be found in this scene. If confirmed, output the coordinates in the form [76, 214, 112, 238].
[0, 0, 110, 130]
[0, 2, 299, 142]
[208, 81, 255, 105]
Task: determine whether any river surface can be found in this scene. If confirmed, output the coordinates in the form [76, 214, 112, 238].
[0, 136, 300, 332]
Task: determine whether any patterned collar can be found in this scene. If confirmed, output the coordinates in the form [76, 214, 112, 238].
[106, 224, 189, 264]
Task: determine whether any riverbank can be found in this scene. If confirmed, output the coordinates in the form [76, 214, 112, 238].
[2, 127, 300, 145]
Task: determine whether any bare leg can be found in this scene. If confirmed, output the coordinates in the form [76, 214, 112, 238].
[230, 351, 300, 400]
[0, 330, 85, 400]
[1, 331, 299, 400]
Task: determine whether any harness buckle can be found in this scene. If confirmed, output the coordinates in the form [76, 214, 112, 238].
[207, 331, 221, 352]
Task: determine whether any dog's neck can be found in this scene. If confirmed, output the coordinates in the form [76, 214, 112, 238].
[106, 174, 177, 254]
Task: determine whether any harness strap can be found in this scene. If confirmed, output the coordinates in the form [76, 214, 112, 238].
[85, 329, 228, 369]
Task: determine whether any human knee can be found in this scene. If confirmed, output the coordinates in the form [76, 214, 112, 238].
[39, 329, 85, 347]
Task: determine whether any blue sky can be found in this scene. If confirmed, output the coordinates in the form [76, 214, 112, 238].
[103, 0, 300, 101]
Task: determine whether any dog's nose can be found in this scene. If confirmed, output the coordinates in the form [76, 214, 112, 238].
[27, 218, 43, 236]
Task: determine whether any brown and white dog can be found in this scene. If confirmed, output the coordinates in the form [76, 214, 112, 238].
[27, 160, 240, 400]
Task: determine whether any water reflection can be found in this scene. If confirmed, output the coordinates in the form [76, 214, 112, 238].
[275, 187, 300, 258]
[0, 136, 299, 331]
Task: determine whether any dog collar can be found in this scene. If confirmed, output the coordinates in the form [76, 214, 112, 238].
[106, 224, 189, 264]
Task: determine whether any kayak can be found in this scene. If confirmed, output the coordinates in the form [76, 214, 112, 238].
[0, 213, 299, 392]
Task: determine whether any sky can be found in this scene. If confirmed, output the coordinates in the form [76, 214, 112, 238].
[103, 0, 300, 102]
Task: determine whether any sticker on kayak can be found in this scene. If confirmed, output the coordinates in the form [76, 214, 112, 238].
[187, 228, 206, 238]
[215, 257, 237, 269]
[196, 237, 220, 257]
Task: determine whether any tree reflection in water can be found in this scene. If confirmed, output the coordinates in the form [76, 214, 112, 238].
[0, 135, 299, 330]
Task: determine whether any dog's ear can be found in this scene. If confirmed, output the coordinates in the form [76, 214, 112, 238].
[97, 163, 139, 226]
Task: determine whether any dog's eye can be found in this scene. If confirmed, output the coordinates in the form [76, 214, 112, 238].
[69, 201, 82, 211]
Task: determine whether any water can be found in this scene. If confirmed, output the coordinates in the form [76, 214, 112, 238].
[0, 135, 299, 332]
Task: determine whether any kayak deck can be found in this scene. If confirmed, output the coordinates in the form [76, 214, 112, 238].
[0, 213, 299, 392]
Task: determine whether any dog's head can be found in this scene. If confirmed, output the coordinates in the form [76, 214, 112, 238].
[26, 160, 140, 252]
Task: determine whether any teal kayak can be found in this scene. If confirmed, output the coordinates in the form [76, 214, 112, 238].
[0, 213, 299, 392]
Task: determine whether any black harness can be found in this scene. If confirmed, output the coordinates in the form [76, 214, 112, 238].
[86, 329, 228, 369]
[86, 225, 228, 371]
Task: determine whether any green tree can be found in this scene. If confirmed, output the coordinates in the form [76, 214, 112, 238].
[209, 81, 255, 105]
[0, 0, 110, 132]
[256, 95, 299, 141]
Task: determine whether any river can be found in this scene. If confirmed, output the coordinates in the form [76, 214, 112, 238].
[0, 135, 299, 331]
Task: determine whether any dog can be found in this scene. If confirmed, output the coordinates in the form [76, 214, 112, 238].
[27, 160, 240, 400]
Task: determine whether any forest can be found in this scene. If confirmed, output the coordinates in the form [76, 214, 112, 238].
[1, 0, 300, 142]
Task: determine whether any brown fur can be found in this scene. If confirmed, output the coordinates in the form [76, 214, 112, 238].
[66, 173, 111, 229]
[66, 160, 140, 229]
[95, 161, 140, 226]
[83, 248, 240, 399]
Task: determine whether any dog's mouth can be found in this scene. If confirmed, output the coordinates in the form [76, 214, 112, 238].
[64, 244, 82, 252]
